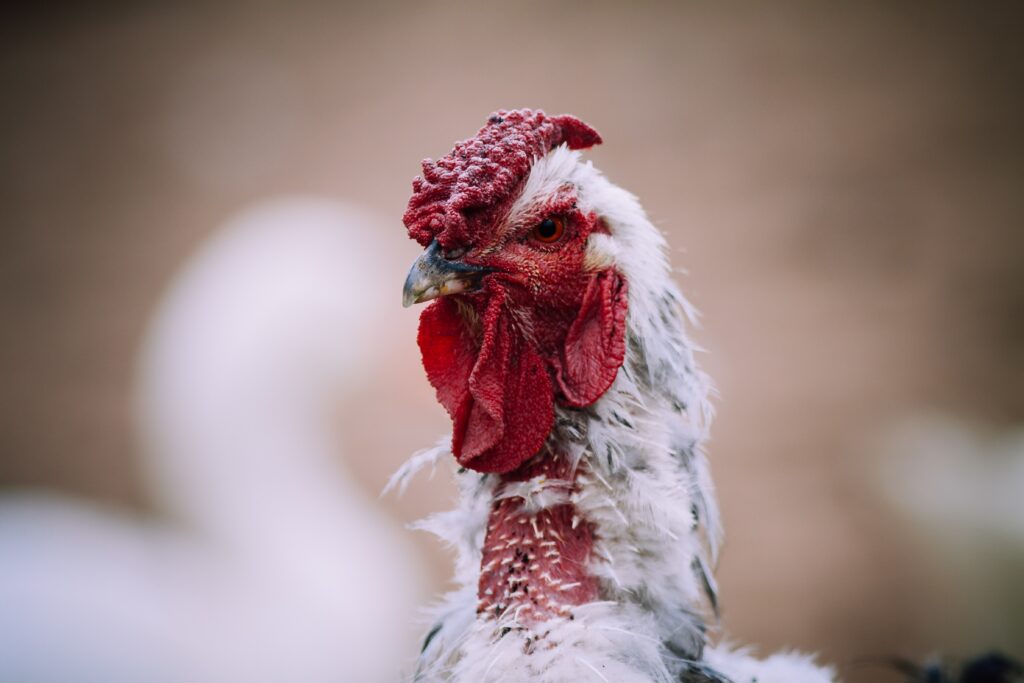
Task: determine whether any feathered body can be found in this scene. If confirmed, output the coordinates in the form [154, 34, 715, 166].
[394, 110, 833, 683]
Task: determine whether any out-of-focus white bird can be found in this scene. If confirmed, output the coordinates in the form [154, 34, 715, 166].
[879, 414, 1024, 650]
[880, 415, 1024, 545]
[0, 198, 423, 682]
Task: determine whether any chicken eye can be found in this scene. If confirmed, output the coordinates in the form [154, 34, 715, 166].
[530, 217, 565, 244]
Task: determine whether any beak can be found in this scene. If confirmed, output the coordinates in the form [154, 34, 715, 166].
[402, 239, 491, 308]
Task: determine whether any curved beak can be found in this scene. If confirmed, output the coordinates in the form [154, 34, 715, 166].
[402, 240, 491, 308]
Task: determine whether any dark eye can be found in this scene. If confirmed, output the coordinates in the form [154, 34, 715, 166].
[530, 217, 565, 244]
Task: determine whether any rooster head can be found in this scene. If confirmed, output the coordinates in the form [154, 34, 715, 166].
[403, 109, 629, 475]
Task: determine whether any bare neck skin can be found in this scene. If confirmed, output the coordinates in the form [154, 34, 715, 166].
[475, 450, 598, 630]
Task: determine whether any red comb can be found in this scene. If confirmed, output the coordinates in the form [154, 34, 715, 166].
[403, 109, 601, 248]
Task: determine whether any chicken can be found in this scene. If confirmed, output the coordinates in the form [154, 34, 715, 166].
[392, 110, 834, 683]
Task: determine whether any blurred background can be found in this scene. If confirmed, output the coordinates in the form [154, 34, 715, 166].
[1, 2, 1022, 681]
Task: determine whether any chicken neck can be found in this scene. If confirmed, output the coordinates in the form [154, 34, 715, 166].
[476, 451, 598, 630]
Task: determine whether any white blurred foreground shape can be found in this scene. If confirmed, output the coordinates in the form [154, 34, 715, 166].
[0, 199, 423, 682]
[879, 414, 1024, 649]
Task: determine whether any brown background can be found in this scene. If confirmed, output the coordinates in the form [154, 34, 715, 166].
[3, 2, 1023, 680]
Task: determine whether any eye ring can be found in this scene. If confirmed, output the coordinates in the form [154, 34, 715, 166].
[530, 217, 565, 244]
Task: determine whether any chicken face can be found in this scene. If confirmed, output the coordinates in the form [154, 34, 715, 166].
[403, 110, 628, 474]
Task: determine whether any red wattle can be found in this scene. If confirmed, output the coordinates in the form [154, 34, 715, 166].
[418, 289, 554, 474]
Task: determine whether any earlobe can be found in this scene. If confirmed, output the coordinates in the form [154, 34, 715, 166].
[556, 269, 628, 407]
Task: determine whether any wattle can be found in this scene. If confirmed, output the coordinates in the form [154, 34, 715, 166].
[417, 270, 628, 475]
[418, 291, 554, 474]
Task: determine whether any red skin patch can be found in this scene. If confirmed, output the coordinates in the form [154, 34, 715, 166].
[476, 454, 598, 626]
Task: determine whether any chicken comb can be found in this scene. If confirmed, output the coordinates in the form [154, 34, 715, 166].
[404, 109, 601, 248]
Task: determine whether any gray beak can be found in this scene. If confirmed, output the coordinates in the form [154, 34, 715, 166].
[402, 239, 491, 308]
